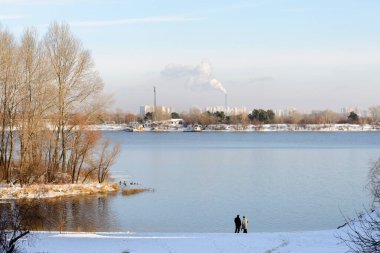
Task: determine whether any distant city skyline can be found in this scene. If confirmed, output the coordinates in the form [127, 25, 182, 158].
[1, 0, 380, 112]
[138, 102, 373, 118]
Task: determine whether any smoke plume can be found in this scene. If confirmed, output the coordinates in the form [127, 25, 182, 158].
[161, 61, 227, 94]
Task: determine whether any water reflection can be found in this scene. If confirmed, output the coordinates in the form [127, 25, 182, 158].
[0, 193, 120, 232]
[2, 132, 380, 233]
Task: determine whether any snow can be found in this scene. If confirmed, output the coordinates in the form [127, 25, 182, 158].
[0, 183, 120, 200]
[24, 230, 347, 253]
[86, 123, 380, 132]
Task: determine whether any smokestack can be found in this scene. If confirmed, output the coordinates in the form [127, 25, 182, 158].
[153, 86, 156, 121]
[153, 86, 157, 109]
[225, 93, 227, 109]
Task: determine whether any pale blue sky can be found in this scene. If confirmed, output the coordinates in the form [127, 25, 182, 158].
[1, 0, 380, 113]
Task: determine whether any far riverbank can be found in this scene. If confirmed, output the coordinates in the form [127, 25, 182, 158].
[88, 123, 380, 132]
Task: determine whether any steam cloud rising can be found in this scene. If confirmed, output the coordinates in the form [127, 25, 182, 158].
[161, 61, 227, 94]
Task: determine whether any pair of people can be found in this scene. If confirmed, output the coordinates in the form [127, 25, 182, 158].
[234, 214, 248, 233]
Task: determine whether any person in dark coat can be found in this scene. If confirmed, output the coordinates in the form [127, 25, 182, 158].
[234, 215, 242, 233]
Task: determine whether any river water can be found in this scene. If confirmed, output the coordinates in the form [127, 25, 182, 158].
[6, 132, 380, 232]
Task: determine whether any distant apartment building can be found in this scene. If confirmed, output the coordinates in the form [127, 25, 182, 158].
[274, 109, 284, 117]
[139, 105, 174, 116]
[274, 107, 297, 117]
[311, 110, 323, 115]
[341, 107, 358, 114]
[360, 110, 370, 117]
[204, 106, 247, 116]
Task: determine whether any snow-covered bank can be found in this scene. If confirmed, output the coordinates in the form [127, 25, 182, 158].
[0, 183, 120, 200]
[87, 123, 380, 132]
[24, 230, 346, 253]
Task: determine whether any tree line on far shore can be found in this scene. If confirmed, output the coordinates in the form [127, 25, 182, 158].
[0, 23, 119, 185]
[103, 107, 380, 126]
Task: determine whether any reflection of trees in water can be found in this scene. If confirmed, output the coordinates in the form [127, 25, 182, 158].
[0, 194, 120, 232]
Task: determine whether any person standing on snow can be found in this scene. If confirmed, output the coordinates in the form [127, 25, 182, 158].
[234, 215, 242, 233]
[241, 216, 248, 233]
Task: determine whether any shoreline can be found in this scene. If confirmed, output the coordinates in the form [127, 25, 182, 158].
[0, 183, 120, 200]
[87, 123, 380, 132]
[23, 230, 346, 253]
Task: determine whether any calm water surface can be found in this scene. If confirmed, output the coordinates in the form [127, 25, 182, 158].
[9, 132, 380, 232]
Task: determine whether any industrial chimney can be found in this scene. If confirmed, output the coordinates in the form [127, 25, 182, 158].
[224, 93, 227, 109]
[153, 86, 156, 121]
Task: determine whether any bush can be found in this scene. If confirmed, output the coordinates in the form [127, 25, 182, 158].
[122, 188, 148, 196]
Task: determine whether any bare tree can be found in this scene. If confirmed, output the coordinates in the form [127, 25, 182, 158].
[0, 205, 28, 253]
[83, 138, 120, 184]
[368, 158, 380, 205]
[0, 28, 20, 183]
[338, 158, 380, 252]
[0, 202, 45, 253]
[44, 22, 103, 181]
[17, 28, 54, 184]
[338, 208, 380, 253]
[97, 139, 120, 183]
[125, 113, 137, 123]
[369, 106, 380, 123]
[66, 117, 101, 183]
[0, 23, 119, 187]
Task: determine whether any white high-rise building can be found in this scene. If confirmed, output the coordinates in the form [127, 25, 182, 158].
[274, 107, 297, 117]
[341, 107, 359, 114]
[204, 106, 247, 116]
[139, 105, 174, 116]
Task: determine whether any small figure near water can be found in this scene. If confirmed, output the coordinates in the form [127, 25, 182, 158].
[241, 216, 248, 233]
[234, 215, 242, 233]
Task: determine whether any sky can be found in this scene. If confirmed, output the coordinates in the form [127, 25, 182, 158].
[1, 0, 380, 113]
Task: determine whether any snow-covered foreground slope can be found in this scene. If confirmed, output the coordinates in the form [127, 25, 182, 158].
[25, 230, 347, 253]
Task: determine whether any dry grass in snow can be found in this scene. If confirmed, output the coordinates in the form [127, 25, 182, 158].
[121, 188, 150, 196]
[0, 183, 120, 199]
